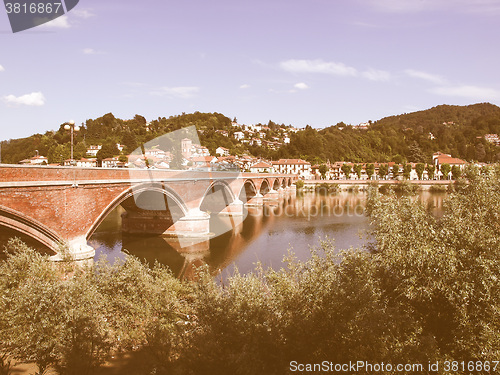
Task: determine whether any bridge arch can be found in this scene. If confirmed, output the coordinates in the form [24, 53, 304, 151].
[0, 205, 58, 254]
[200, 180, 237, 214]
[272, 178, 280, 191]
[260, 179, 271, 196]
[87, 182, 189, 239]
[239, 179, 257, 203]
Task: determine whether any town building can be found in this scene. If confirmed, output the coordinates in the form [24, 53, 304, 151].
[19, 155, 48, 165]
[271, 159, 311, 179]
[216, 147, 230, 156]
[485, 134, 500, 145]
[433, 152, 468, 179]
[86, 145, 102, 157]
[249, 161, 274, 173]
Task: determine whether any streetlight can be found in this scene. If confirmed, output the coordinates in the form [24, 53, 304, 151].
[64, 120, 80, 165]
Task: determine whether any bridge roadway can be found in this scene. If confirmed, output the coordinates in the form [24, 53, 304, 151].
[0, 164, 297, 260]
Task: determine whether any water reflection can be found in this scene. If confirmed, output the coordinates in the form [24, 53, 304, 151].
[90, 192, 383, 278]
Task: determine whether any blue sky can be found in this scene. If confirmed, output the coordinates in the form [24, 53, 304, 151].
[1, 0, 500, 140]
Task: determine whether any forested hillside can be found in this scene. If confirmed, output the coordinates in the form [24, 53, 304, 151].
[1, 103, 500, 165]
[273, 103, 500, 164]
[0, 112, 240, 164]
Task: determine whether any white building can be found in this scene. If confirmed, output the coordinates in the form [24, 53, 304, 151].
[216, 146, 230, 156]
[19, 155, 48, 165]
[86, 145, 102, 157]
[233, 131, 245, 141]
[77, 158, 97, 168]
[249, 161, 274, 173]
[272, 159, 312, 179]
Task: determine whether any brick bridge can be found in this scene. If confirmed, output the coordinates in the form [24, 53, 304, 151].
[0, 165, 297, 260]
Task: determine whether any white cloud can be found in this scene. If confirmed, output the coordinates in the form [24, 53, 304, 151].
[72, 9, 95, 19]
[405, 69, 447, 84]
[82, 48, 105, 55]
[363, 0, 433, 13]
[3, 92, 46, 106]
[363, 0, 500, 14]
[430, 85, 500, 101]
[240, 84, 250, 89]
[0, 65, 4, 72]
[362, 68, 391, 82]
[294, 82, 309, 90]
[151, 86, 200, 99]
[39, 15, 70, 28]
[280, 59, 358, 77]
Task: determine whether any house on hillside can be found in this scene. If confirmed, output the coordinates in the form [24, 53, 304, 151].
[233, 131, 245, 141]
[485, 134, 500, 145]
[216, 147, 230, 156]
[86, 145, 102, 157]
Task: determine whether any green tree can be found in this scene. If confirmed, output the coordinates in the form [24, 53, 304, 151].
[353, 164, 363, 179]
[48, 144, 72, 164]
[378, 164, 388, 179]
[451, 165, 462, 180]
[96, 142, 119, 164]
[402, 163, 412, 180]
[318, 164, 328, 180]
[391, 164, 400, 179]
[415, 163, 425, 180]
[408, 142, 426, 163]
[426, 164, 436, 180]
[365, 163, 375, 180]
[440, 163, 451, 180]
[341, 164, 352, 179]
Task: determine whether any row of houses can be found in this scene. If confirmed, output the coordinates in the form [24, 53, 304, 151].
[310, 152, 469, 180]
[18, 141, 476, 182]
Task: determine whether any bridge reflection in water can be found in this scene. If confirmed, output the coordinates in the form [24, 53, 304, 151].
[89, 191, 382, 280]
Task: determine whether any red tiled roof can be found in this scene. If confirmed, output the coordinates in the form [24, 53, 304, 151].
[273, 159, 310, 165]
[251, 162, 272, 168]
[436, 156, 467, 165]
[191, 156, 214, 162]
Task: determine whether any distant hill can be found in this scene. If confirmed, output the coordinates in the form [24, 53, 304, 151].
[1, 104, 500, 165]
[276, 103, 500, 164]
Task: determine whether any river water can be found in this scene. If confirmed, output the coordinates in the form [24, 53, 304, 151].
[87, 190, 445, 279]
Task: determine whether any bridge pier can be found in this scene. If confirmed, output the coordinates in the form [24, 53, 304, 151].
[219, 199, 244, 216]
[245, 193, 264, 206]
[171, 208, 211, 237]
[121, 207, 210, 238]
[264, 189, 279, 200]
[50, 236, 95, 261]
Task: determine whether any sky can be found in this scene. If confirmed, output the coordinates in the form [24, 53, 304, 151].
[1, 0, 500, 140]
